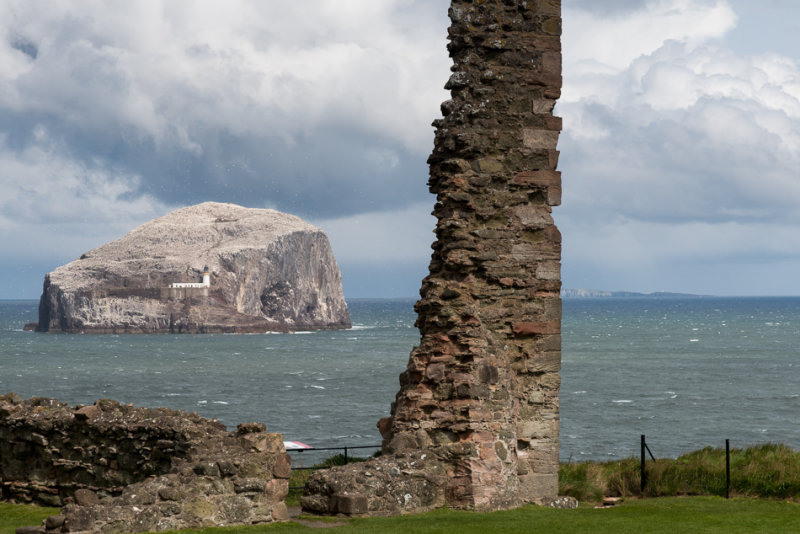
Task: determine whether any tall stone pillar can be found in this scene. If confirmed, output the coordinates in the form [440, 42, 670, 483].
[302, 0, 562, 514]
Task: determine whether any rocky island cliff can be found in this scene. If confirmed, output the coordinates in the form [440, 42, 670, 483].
[36, 202, 350, 333]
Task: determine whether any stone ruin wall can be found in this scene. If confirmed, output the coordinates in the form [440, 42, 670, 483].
[302, 0, 562, 514]
[0, 394, 290, 532]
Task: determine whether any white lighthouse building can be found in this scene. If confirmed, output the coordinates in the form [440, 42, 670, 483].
[169, 266, 211, 289]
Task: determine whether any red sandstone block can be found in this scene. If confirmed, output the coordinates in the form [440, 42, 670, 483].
[542, 225, 562, 243]
[548, 150, 560, 169]
[273, 453, 291, 479]
[545, 87, 561, 100]
[513, 170, 561, 188]
[377, 417, 393, 438]
[544, 115, 562, 131]
[513, 321, 560, 336]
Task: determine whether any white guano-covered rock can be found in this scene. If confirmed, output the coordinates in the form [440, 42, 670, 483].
[36, 202, 350, 333]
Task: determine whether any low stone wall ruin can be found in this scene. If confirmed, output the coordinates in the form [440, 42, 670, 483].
[1, 394, 289, 532]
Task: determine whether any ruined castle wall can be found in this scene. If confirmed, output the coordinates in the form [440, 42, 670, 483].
[302, 0, 562, 514]
[0, 394, 290, 531]
[383, 0, 563, 509]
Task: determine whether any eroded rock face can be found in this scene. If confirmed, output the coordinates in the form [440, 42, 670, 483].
[302, 0, 562, 514]
[0, 394, 290, 532]
[36, 202, 350, 333]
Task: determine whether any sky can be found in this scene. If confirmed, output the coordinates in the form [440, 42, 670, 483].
[0, 0, 798, 299]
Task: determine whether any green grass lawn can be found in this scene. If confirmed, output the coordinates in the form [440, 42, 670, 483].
[0, 503, 60, 534]
[6, 497, 800, 534]
[8, 444, 800, 534]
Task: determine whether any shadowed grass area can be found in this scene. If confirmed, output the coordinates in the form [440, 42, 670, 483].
[560, 443, 800, 502]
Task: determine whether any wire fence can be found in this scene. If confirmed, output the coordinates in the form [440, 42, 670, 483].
[640, 434, 733, 498]
[287, 444, 381, 491]
[290, 437, 740, 498]
[287, 444, 381, 470]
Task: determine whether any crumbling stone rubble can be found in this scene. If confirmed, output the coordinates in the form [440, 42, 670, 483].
[302, 0, 563, 514]
[1, 394, 289, 532]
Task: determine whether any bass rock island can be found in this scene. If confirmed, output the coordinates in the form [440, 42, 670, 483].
[35, 202, 351, 333]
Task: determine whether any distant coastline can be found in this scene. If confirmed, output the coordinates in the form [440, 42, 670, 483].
[561, 288, 711, 299]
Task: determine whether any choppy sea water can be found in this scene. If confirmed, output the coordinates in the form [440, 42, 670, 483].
[2, 297, 800, 462]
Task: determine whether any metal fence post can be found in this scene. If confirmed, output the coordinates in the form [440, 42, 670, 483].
[641, 434, 646, 495]
[726, 439, 731, 499]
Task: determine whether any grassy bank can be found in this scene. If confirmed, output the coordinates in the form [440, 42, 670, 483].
[560, 443, 800, 502]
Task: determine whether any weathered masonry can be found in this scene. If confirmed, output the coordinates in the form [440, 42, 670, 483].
[302, 0, 562, 514]
[0, 395, 289, 532]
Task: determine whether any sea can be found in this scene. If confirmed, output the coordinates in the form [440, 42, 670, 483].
[2, 297, 800, 463]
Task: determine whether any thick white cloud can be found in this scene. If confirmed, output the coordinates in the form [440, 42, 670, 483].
[0, 1, 450, 220]
[1, 1, 449, 155]
[565, 0, 736, 73]
[560, 0, 800, 294]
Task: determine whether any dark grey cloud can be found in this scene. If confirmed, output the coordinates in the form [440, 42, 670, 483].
[5, 109, 431, 220]
[10, 37, 37, 59]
